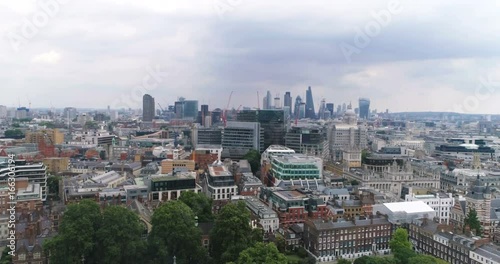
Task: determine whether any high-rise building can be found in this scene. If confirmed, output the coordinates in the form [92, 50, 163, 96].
[236, 109, 285, 151]
[326, 103, 334, 117]
[142, 94, 155, 122]
[174, 98, 198, 120]
[293, 96, 302, 119]
[305, 86, 316, 119]
[342, 103, 346, 113]
[63, 107, 77, 120]
[264, 91, 273, 110]
[284, 92, 292, 114]
[359, 98, 370, 119]
[222, 121, 264, 159]
[336, 105, 342, 115]
[200, 104, 209, 126]
[317, 99, 326, 120]
[274, 94, 281, 109]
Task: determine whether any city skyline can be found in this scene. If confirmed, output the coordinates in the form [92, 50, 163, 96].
[2, 1, 500, 114]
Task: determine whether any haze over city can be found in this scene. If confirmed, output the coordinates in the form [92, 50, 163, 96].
[2, 0, 500, 113]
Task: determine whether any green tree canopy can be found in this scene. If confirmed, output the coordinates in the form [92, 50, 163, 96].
[354, 256, 397, 264]
[408, 255, 447, 264]
[210, 201, 257, 263]
[389, 228, 416, 264]
[178, 191, 214, 222]
[95, 206, 147, 264]
[338, 259, 352, 264]
[243, 149, 261, 174]
[4, 129, 24, 138]
[47, 175, 61, 200]
[44, 199, 102, 264]
[236, 242, 287, 264]
[149, 201, 207, 264]
[465, 208, 482, 236]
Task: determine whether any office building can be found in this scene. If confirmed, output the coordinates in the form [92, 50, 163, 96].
[237, 109, 286, 151]
[148, 172, 201, 201]
[269, 154, 323, 180]
[285, 124, 329, 159]
[160, 159, 195, 174]
[222, 121, 263, 159]
[142, 94, 155, 122]
[200, 104, 209, 126]
[266, 91, 273, 110]
[305, 86, 316, 119]
[0, 105, 7, 119]
[326, 103, 334, 117]
[294, 96, 302, 119]
[0, 158, 48, 201]
[25, 129, 65, 145]
[405, 192, 454, 224]
[358, 98, 370, 119]
[284, 92, 292, 115]
[206, 164, 238, 200]
[63, 107, 77, 120]
[173, 98, 198, 120]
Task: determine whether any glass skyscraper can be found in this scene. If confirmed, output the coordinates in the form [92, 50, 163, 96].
[305, 86, 316, 119]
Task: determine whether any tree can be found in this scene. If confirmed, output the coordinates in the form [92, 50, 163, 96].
[47, 175, 62, 200]
[464, 208, 482, 236]
[95, 206, 146, 264]
[408, 255, 447, 264]
[389, 228, 416, 264]
[350, 179, 360, 186]
[85, 121, 99, 130]
[243, 149, 261, 174]
[0, 246, 12, 264]
[148, 201, 207, 264]
[274, 236, 287, 253]
[361, 149, 369, 164]
[338, 259, 352, 264]
[44, 199, 102, 264]
[236, 242, 287, 264]
[4, 129, 24, 138]
[354, 256, 397, 264]
[210, 201, 257, 263]
[178, 191, 214, 222]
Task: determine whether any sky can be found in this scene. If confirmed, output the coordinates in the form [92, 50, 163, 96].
[1, 0, 500, 114]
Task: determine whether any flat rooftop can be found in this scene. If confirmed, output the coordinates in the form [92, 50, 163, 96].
[275, 190, 307, 201]
[208, 165, 232, 177]
[273, 154, 321, 164]
[383, 201, 435, 214]
[151, 172, 195, 182]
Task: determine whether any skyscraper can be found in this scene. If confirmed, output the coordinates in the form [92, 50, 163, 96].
[284, 92, 292, 114]
[174, 98, 198, 120]
[359, 98, 370, 119]
[305, 86, 315, 119]
[318, 99, 326, 120]
[142, 94, 155, 121]
[326, 103, 334, 117]
[200, 104, 209, 126]
[266, 91, 273, 110]
[294, 96, 302, 119]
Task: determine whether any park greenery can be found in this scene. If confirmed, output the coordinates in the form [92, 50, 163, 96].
[243, 149, 261, 174]
[44, 192, 290, 264]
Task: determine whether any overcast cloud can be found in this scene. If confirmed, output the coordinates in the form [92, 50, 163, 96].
[1, 0, 500, 114]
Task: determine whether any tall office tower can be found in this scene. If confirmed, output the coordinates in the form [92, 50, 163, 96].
[201, 104, 209, 126]
[274, 94, 281, 109]
[212, 108, 222, 124]
[299, 103, 306, 119]
[236, 109, 285, 151]
[359, 98, 370, 119]
[342, 103, 347, 113]
[183, 100, 198, 120]
[63, 107, 77, 120]
[294, 96, 302, 119]
[318, 99, 326, 120]
[336, 105, 342, 115]
[284, 92, 292, 114]
[266, 91, 273, 110]
[174, 101, 184, 119]
[305, 86, 316, 119]
[142, 94, 155, 121]
[263, 97, 268, 110]
[222, 121, 264, 159]
[326, 103, 334, 117]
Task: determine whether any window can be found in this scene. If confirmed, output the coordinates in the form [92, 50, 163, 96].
[18, 254, 26, 261]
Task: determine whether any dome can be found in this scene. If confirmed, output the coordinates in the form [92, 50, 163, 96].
[345, 109, 356, 117]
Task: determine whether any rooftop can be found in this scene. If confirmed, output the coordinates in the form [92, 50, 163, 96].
[383, 201, 435, 214]
[273, 154, 322, 164]
[208, 165, 232, 177]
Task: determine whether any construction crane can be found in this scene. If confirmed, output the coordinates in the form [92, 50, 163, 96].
[223, 91, 233, 127]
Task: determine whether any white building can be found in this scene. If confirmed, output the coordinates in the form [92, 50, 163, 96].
[245, 197, 279, 232]
[206, 164, 238, 200]
[470, 245, 500, 264]
[373, 201, 436, 225]
[391, 139, 425, 150]
[328, 105, 367, 161]
[261, 145, 295, 165]
[405, 193, 454, 224]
